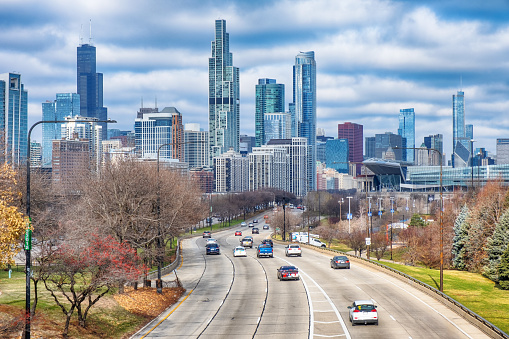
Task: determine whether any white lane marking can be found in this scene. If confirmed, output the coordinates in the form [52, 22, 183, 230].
[300, 273, 314, 339]
[315, 320, 341, 324]
[314, 335, 347, 338]
[277, 256, 351, 339]
[355, 265, 473, 339]
[390, 315, 396, 321]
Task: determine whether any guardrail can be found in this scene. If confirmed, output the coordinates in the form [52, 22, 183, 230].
[273, 237, 508, 339]
[145, 242, 181, 281]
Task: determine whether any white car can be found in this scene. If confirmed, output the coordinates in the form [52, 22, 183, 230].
[241, 222, 247, 226]
[348, 300, 378, 326]
[206, 238, 218, 245]
[285, 244, 302, 257]
[233, 246, 247, 257]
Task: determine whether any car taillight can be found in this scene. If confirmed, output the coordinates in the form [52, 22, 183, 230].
[371, 309, 377, 312]
[346, 260, 349, 263]
[353, 309, 360, 313]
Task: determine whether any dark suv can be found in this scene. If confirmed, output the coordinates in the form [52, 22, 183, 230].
[206, 243, 220, 255]
[261, 239, 273, 247]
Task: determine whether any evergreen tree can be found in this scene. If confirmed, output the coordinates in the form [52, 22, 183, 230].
[408, 213, 425, 227]
[497, 245, 509, 290]
[483, 209, 509, 282]
[452, 204, 469, 270]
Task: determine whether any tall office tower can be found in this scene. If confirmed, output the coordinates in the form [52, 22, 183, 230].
[325, 139, 349, 173]
[135, 107, 183, 161]
[208, 19, 240, 161]
[452, 91, 469, 167]
[42, 93, 80, 166]
[214, 148, 249, 193]
[365, 137, 375, 158]
[255, 78, 284, 146]
[184, 123, 209, 169]
[264, 112, 291, 144]
[423, 134, 443, 165]
[61, 116, 103, 172]
[266, 138, 308, 196]
[0, 73, 27, 165]
[398, 108, 415, 163]
[316, 134, 334, 163]
[292, 51, 316, 190]
[239, 135, 255, 156]
[337, 122, 363, 175]
[77, 40, 108, 140]
[249, 146, 289, 192]
[374, 132, 404, 160]
[496, 139, 509, 165]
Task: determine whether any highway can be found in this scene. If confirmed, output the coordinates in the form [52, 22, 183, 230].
[132, 217, 491, 339]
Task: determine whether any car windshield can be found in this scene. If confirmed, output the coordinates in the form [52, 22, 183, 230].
[289, 245, 300, 248]
[355, 304, 375, 311]
[334, 256, 347, 260]
[280, 266, 297, 270]
[206, 244, 218, 248]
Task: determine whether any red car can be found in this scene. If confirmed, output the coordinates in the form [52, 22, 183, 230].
[235, 230, 242, 236]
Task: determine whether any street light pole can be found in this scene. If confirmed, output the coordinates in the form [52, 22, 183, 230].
[367, 196, 372, 260]
[390, 196, 394, 261]
[338, 198, 344, 221]
[347, 196, 352, 233]
[25, 118, 115, 338]
[395, 145, 444, 292]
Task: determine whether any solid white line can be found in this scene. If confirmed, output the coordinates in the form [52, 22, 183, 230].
[390, 315, 396, 321]
[314, 320, 341, 324]
[314, 310, 335, 313]
[313, 335, 347, 338]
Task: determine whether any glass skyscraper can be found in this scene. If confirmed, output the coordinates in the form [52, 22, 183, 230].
[77, 42, 108, 140]
[42, 93, 80, 166]
[398, 108, 415, 163]
[0, 73, 27, 165]
[292, 51, 316, 191]
[325, 139, 349, 174]
[208, 19, 240, 162]
[255, 78, 284, 147]
[453, 91, 468, 167]
[264, 112, 291, 144]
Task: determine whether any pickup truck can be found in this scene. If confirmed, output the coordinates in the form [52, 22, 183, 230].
[257, 244, 273, 258]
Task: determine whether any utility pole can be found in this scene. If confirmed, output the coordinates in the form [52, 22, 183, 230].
[347, 196, 353, 233]
[367, 196, 372, 260]
[390, 196, 394, 261]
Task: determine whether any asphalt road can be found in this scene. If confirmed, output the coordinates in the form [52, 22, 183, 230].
[132, 218, 491, 339]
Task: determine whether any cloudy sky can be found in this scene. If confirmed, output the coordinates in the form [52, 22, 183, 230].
[2, 0, 509, 158]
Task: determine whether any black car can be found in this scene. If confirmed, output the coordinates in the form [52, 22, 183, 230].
[263, 224, 269, 230]
[206, 243, 220, 255]
[330, 255, 350, 269]
[252, 219, 258, 223]
[203, 231, 211, 238]
[261, 239, 273, 247]
[252, 227, 259, 234]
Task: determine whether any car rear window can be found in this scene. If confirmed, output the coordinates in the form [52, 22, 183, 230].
[356, 304, 375, 311]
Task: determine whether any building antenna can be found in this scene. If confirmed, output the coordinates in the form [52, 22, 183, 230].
[141, 97, 143, 109]
[89, 19, 93, 45]
[79, 24, 83, 45]
[155, 96, 158, 110]
[460, 75, 463, 91]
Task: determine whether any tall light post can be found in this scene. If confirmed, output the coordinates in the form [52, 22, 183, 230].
[346, 196, 353, 233]
[390, 196, 394, 260]
[156, 140, 205, 294]
[378, 197, 383, 219]
[395, 145, 444, 292]
[338, 198, 344, 221]
[25, 118, 116, 338]
[367, 196, 372, 260]
[470, 139, 476, 190]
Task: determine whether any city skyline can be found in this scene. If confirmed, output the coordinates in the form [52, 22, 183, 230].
[2, 0, 509, 157]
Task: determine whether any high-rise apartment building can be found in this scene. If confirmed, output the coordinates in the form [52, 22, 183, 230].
[0, 73, 27, 165]
[214, 148, 248, 193]
[423, 134, 443, 165]
[249, 146, 289, 192]
[134, 107, 184, 161]
[266, 138, 308, 196]
[452, 91, 469, 167]
[77, 41, 108, 140]
[61, 116, 103, 172]
[42, 93, 80, 166]
[30, 141, 42, 168]
[316, 134, 334, 164]
[337, 122, 363, 175]
[264, 112, 291, 144]
[398, 108, 415, 163]
[292, 51, 316, 190]
[255, 78, 284, 147]
[496, 139, 509, 165]
[184, 123, 209, 169]
[208, 19, 240, 161]
[52, 138, 90, 189]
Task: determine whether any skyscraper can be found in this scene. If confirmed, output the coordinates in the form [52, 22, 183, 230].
[452, 91, 468, 167]
[42, 93, 80, 166]
[208, 19, 240, 162]
[423, 134, 443, 165]
[77, 40, 108, 140]
[337, 122, 363, 175]
[255, 78, 284, 146]
[184, 123, 209, 169]
[497, 138, 509, 165]
[292, 51, 316, 190]
[398, 108, 415, 163]
[264, 112, 291, 144]
[134, 107, 183, 161]
[0, 73, 27, 165]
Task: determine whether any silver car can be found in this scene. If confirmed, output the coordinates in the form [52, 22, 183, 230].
[348, 300, 378, 326]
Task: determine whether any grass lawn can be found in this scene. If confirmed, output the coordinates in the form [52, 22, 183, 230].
[0, 269, 174, 338]
[378, 261, 509, 335]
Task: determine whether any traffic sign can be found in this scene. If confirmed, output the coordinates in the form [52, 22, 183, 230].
[390, 208, 394, 213]
[365, 237, 371, 245]
[367, 212, 372, 217]
[347, 213, 352, 220]
[406, 206, 409, 211]
[378, 211, 382, 216]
